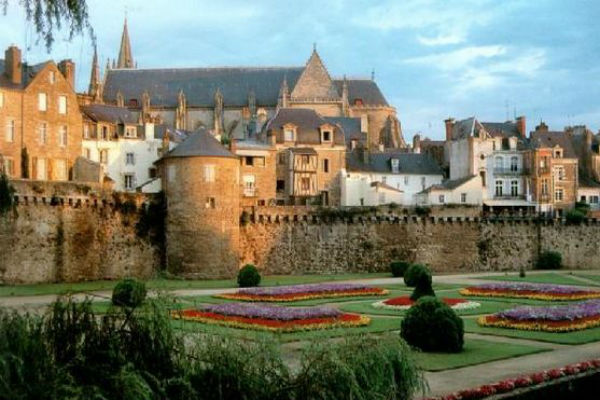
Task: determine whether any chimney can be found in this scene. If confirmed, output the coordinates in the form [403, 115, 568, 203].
[444, 118, 455, 142]
[413, 134, 421, 154]
[4, 45, 22, 85]
[58, 59, 75, 88]
[516, 115, 526, 139]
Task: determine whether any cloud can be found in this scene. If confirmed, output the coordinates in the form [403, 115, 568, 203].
[417, 32, 465, 46]
[403, 45, 507, 70]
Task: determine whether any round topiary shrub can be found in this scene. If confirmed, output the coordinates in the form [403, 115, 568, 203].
[404, 264, 435, 300]
[112, 278, 147, 308]
[390, 261, 410, 278]
[565, 209, 585, 225]
[401, 296, 464, 353]
[536, 250, 562, 270]
[237, 264, 261, 288]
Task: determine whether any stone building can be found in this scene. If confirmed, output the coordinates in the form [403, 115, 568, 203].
[0, 45, 82, 180]
[157, 128, 240, 278]
[232, 137, 277, 207]
[91, 20, 405, 151]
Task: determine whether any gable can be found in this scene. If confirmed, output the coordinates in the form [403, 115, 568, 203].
[290, 50, 339, 100]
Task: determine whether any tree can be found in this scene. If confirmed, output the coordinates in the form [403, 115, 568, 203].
[1, 0, 94, 51]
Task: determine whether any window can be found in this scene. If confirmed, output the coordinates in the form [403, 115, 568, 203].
[301, 155, 310, 165]
[511, 180, 519, 197]
[99, 149, 109, 164]
[555, 188, 564, 202]
[354, 98, 363, 106]
[301, 177, 310, 191]
[284, 128, 294, 142]
[167, 165, 176, 182]
[510, 156, 518, 172]
[204, 165, 215, 182]
[581, 195, 587, 203]
[404, 176, 409, 185]
[243, 175, 255, 197]
[278, 152, 286, 165]
[540, 157, 548, 169]
[541, 179, 549, 196]
[83, 125, 90, 139]
[38, 93, 47, 111]
[124, 174, 135, 190]
[48, 71, 55, 84]
[321, 130, 331, 142]
[555, 166, 565, 181]
[391, 158, 399, 173]
[59, 126, 67, 147]
[323, 159, 329, 173]
[54, 159, 67, 181]
[494, 156, 503, 171]
[495, 180, 503, 197]
[58, 96, 67, 114]
[39, 123, 48, 144]
[101, 126, 108, 140]
[276, 179, 285, 192]
[461, 193, 467, 203]
[245, 156, 254, 166]
[480, 171, 486, 187]
[0, 91, 3, 107]
[205, 197, 216, 209]
[125, 126, 137, 138]
[438, 195, 445, 204]
[3, 158, 14, 177]
[554, 149, 562, 158]
[5, 119, 15, 142]
[126, 152, 135, 165]
[591, 196, 599, 204]
[149, 167, 157, 178]
[35, 158, 47, 180]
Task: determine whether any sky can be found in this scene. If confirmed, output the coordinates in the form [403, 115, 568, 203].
[1, 0, 599, 140]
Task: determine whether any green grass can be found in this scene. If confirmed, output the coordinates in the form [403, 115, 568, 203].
[440, 289, 569, 305]
[463, 317, 600, 344]
[479, 273, 599, 287]
[0, 273, 390, 297]
[337, 298, 514, 317]
[414, 338, 549, 371]
[573, 274, 600, 284]
[172, 315, 401, 343]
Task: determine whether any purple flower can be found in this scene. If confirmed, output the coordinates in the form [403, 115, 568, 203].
[496, 300, 600, 321]
[237, 283, 373, 296]
[203, 303, 341, 320]
[476, 282, 593, 295]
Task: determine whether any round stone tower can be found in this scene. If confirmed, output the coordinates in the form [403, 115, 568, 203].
[159, 129, 240, 278]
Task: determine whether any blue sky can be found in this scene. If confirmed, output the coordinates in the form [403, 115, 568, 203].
[1, 0, 599, 140]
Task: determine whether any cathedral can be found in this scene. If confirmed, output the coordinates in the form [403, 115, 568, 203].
[88, 19, 406, 150]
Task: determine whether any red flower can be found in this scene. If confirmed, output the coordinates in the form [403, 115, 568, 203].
[546, 369, 564, 379]
[492, 380, 515, 393]
[477, 385, 496, 396]
[513, 376, 532, 388]
[456, 388, 482, 400]
[529, 372, 547, 384]
[564, 365, 580, 375]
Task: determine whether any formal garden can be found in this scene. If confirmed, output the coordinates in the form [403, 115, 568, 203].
[2, 254, 600, 399]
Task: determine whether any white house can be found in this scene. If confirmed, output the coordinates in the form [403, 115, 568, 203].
[417, 175, 483, 205]
[342, 151, 444, 206]
[81, 104, 185, 192]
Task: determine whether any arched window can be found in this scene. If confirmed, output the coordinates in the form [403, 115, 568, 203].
[510, 156, 518, 172]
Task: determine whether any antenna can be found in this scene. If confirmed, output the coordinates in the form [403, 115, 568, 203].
[371, 68, 375, 80]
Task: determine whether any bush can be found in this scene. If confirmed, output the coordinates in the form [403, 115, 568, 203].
[0, 172, 15, 215]
[401, 297, 464, 353]
[404, 264, 435, 300]
[536, 250, 563, 270]
[390, 261, 410, 277]
[112, 278, 147, 308]
[566, 209, 586, 225]
[237, 264, 261, 287]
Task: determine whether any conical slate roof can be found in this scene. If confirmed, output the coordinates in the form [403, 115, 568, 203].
[162, 128, 236, 159]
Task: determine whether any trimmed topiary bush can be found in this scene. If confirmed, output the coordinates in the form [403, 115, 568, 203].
[390, 261, 410, 277]
[404, 264, 435, 300]
[566, 209, 586, 225]
[401, 296, 464, 353]
[237, 264, 261, 288]
[536, 250, 563, 270]
[112, 278, 147, 308]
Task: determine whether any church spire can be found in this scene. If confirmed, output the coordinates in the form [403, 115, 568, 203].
[117, 18, 135, 69]
[88, 46, 102, 101]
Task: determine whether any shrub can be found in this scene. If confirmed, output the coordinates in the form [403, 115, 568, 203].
[0, 173, 15, 215]
[566, 209, 586, 225]
[112, 278, 147, 308]
[237, 264, 261, 287]
[414, 206, 431, 216]
[536, 250, 563, 270]
[404, 264, 436, 300]
[295, 334, 426, 400]
[390, 261, 410, 277]
[401, 297, 464, 353]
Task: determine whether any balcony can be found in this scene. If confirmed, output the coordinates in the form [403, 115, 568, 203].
[493, 167, 527, 176]
[493, 194, 526, 200]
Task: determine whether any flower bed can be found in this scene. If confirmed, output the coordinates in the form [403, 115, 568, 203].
[216, 283, 388, 302]
[424, 359, 600, 400]
[373, 296, 481, 311]
[460, 282, 600, 301]
[478, 300, 600, 332]
[172, 303, 370, 332]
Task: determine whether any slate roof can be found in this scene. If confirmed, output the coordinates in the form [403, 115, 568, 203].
[346, 151, 443, 175]
[450, 117, 521, 140]
[324, 116, 365, 144]
[103, 67, 304, 107]
[481, 121, 520, 138]
[530, 130, 577, 158]
[154, 126, 189, 143]
[82, 104, 139, 124]
[161, 128, 236, 159]
[333, 79, 388, 106]
[0, 59, 49, 89]
[266, 108, 345, 145]
[423, 175, 478, 192]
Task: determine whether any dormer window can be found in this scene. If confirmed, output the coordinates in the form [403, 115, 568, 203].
[354, 98, 363, 106]
[554, 148, 563, 158]
[125, 126, 137, 138]
[391, 158, 399, 173]
[283, 124, 296, 142]
[322, 130, 331, 142]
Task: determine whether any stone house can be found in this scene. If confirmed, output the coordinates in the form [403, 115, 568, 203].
[342, 151, 444, 206]
[231, 137, 277, 207]
[0, 45, 82, 180]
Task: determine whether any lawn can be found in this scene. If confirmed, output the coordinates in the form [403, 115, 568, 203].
[462, 317, 600, 345]
[0, 273, 390, 297]
[574, 274, 600, 284]
[337, 298, 514, 317]
[414, 338, 549, 371]
[172, 315, 401, 343]
[381, 282, 465, 291]
[478, 273, 599, 287]
[440, 289, 566, 305]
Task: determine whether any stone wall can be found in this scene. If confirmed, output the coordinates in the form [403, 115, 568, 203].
[0, 200, 158, 284]
[240, 216, 600, 275]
